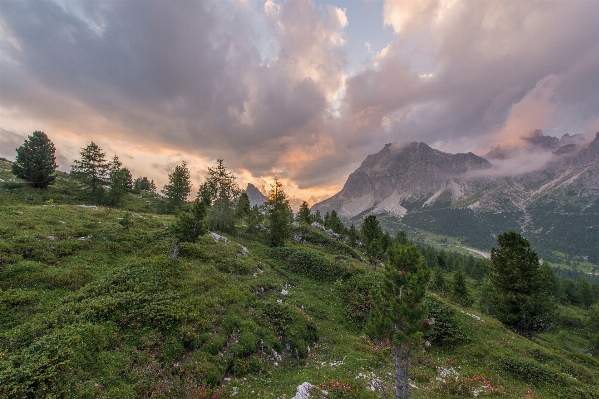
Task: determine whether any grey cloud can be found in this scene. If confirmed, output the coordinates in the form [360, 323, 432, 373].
[1, 0, 599, 192]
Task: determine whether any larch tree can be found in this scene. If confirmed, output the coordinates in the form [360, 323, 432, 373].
[366, 243, 431, 399]
[490, 231, 556, 335]
[199, 159, 241, 233]
[161, 162, 191, 213]
[297, 200, 311, 223]
[266, 178, 292, 247]
[70, 141, 110, 198]
[12, 131, 58, 188]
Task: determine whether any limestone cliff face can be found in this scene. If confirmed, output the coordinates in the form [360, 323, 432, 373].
[312, 133, 599, 218]
[245, 183, 267, 207]
[313, 142, 493, 217]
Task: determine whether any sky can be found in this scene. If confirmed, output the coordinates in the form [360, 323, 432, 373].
[1, 0, 599, 204]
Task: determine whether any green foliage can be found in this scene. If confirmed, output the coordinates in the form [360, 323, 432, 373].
[270, 247, 341, 281]
[201, 159, 241, 233]
[12, 131, 58, 188]
[160, 161, 191, 214]
[105, 156, 130, 206]
[424, 296, 470, 346]
[170, 199, 208, 243]
[490, 231, 556, 334]
[498, 356, 563, 386]
[337, 270, 379, 330]
[259, 300, 318, 359]
[366, 243, 431, 347]
[361, 215, 383, 245]
[236, 192, 251, 218]
[297, 200, 311, 223]
[430, 267, 447, 295]
[266, 179, 292, 247]
[70, 141, 111, 199]
[347, 224, 358, 247]
[451, 270, 471, 306]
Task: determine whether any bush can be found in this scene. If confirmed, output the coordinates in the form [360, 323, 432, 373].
[424, 296, 471, 346]
[270, 247, 341, 280]
[337, 270, 379, 330]
[259, 300, 318, 359]
[498, 357, 564, 386]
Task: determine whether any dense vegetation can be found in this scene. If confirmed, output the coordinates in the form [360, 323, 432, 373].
[2, 139, 599, 398]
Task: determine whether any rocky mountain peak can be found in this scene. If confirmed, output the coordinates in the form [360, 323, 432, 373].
[245, 183, 267, 207]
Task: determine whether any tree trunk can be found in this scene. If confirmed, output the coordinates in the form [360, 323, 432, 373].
[172, 239, 179, 261]
[395, 345, 404, 399]
[405, 352, 410, 399]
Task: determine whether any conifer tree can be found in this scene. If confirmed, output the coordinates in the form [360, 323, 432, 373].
[361, 215, 383, 245]
[366, 243, 431, 399]
[297, 201, 311, 223]
[106, 155, 129, 206]
[12, 131, 58, 188]
[171, 199, 208, 243]
[430, 267, 447, 295]
[71, 141, 110, 198]
[236, 192, 251, 218]
[348, 224, 358, 247]
[161, 162, 191, 213]
[312, 209, 324, 224]
[490, 231, 556, 334]
[266, 178, 292, 247]
[452, 270, 471, 306]
[200, 159, 241, 233]
[395, 230, 409, 245]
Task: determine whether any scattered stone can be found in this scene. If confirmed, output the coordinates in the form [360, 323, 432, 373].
[460, 310, 484, 322]
[210, 232, 229, 242]
[47, 235, 57, 241]
[281, 289, 288, 296]
[79, 205, 98, 210]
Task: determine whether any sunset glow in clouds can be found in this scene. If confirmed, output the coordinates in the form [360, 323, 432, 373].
[1, 0, 599, 203]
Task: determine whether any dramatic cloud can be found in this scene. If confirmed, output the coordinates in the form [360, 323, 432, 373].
[1, 0, 598, 201]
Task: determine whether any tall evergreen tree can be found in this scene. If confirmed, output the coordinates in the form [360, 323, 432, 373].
[489, 231, 556, 334]
[161, 162, 191, 213]
[361, 215, 383, 245]
[452, 270, 470, 306]
[70, 141, 110, 198]
[12, 131, 58, 188]
[348, 224, 358, 247]
[236, 192, 251, 218]
[171, 199, 208, 244]
[106, 156, 129, 206]
[200, 159, 241, 233]
[266, 178, 292, 247]
[366, 243, 431, 399]
[297, 200, 311, 223]
[395, 230, 409, 245]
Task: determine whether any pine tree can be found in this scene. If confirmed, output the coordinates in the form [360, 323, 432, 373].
[70, 141, 110, 198]
[267, 178, 292, 247]
[12, 131, 58, 188]
[313, 209, 324, 224]
[361, 215, 383, 245]
[297, 200, 311, 223]
[200, 159, 241, 233]
[236, 192, 251, 218]
[105, 156, 129, 206]
[430, 267, 447, 295]
[490, 231, 556, 334]
[348, 224, 358, 247]
[161, 162, 191, 213]
[395, 230, 409, 245]
[366, 243, 431, 399]
[171, 199, 208, 243]
[452, 270, 470, 306]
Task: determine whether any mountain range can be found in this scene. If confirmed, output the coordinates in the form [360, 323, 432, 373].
[313, 131, 599, 263]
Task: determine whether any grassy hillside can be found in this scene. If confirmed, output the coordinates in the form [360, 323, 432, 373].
[1, 163, 599, 398]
